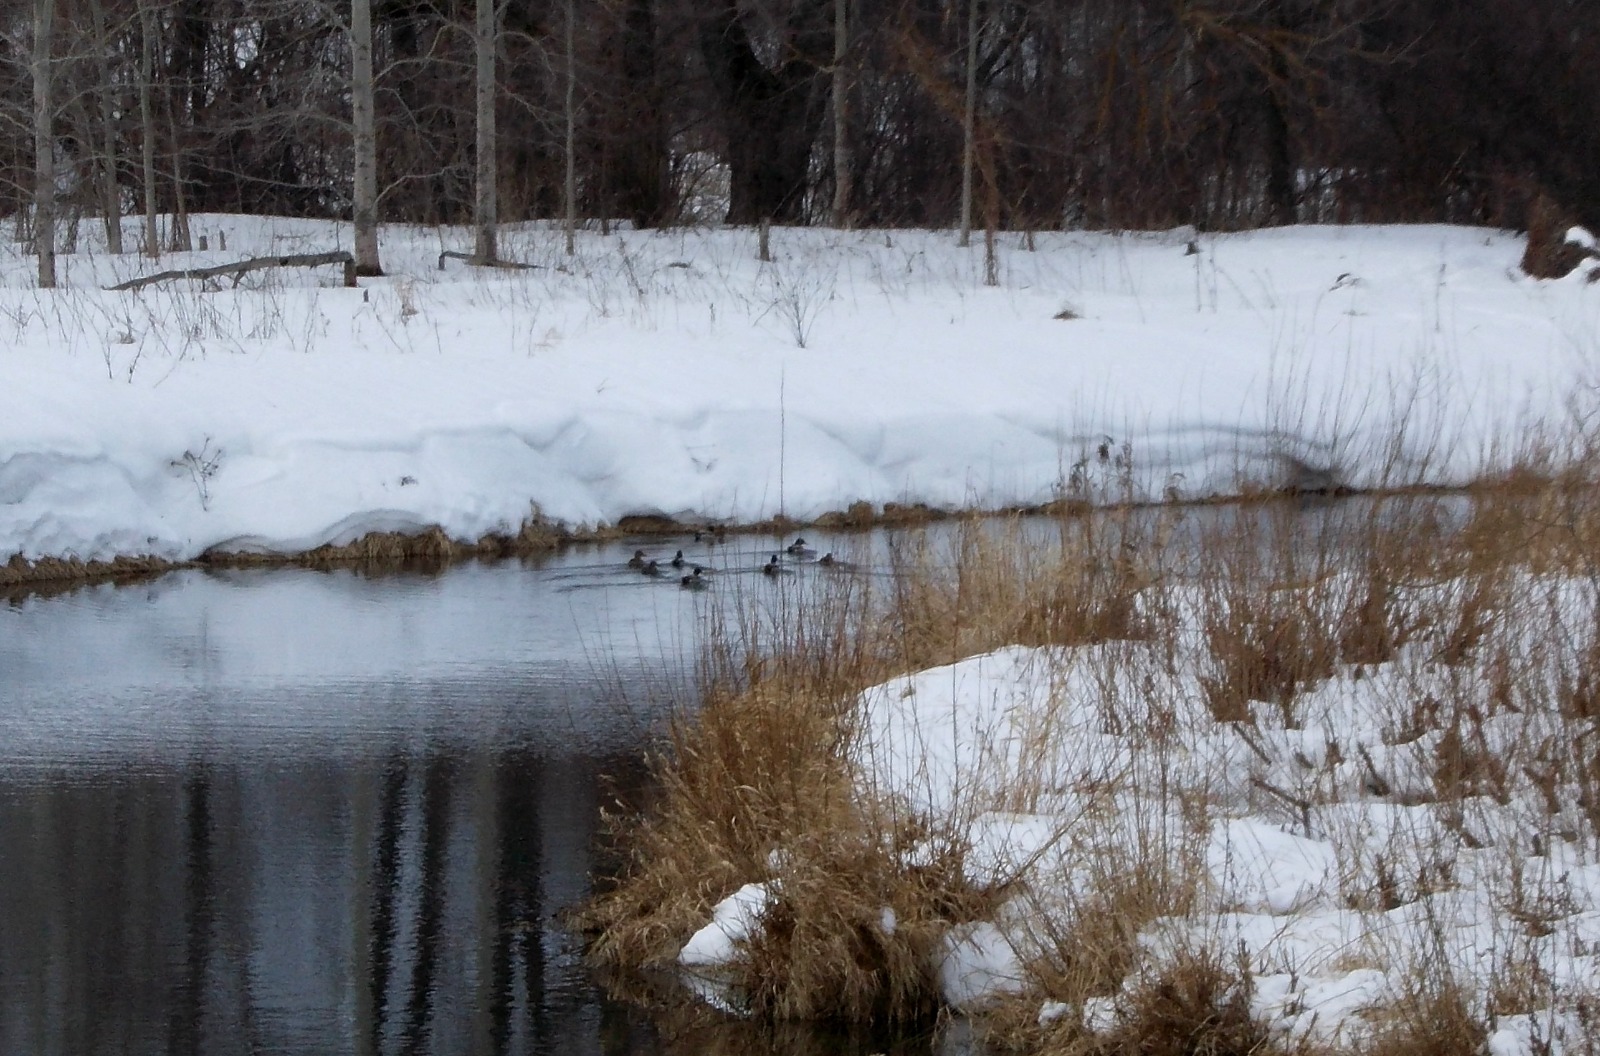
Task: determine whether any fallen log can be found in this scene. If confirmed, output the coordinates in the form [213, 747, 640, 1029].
[437, 250, 541, 271]
[108, 250, 358, 291]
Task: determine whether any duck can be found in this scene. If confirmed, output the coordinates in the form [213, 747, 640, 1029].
[786, 537, 817, 559]
[680, 567, 709, 591]
[626, 549, 648, 569]
[670, 549, 687, 568]
[762, 554, 787, 577]
[640, 559, 664, 577]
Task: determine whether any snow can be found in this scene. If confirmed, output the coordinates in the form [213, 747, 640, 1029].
[679, 882, 772, 969]
[680, 611, 1600, 1049]
[4, 217, 1599, 566]
[936, 921, 1030, 1009]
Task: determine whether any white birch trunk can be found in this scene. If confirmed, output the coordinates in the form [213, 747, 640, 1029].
[830, 0, 851, 228]
[473, 0, 498, 262]
[351, 0, 383, 275]
[958, 0, 977, 248]
[90, 0, 123, 254]
[138, 0, 159, 257]
[563, 0, 576, 256]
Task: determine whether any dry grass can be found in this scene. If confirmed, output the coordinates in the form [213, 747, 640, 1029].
[1010, 949, 1291, 1056]
[0, 513, 580, 596]
[0, 551, 175, 592]
[579, 514, 1169, 1022]
[582, 451, 1600, 1052]
[1357, 976, 1486, 1056]
[578, 580, 974, 1021]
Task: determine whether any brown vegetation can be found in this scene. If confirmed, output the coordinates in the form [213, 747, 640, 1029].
[582, 450, 1600, 1053]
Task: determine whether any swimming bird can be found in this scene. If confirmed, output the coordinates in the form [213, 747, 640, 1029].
[680, 567, 709, 591]
[626, 549, 647, 569]
[786, 537, 817, 559]
[641, 559, 664, 577]
[762, 554, 787, 577]
[670, 549, 687, 568]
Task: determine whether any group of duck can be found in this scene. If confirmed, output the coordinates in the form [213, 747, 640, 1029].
[625, 537, 843, 591]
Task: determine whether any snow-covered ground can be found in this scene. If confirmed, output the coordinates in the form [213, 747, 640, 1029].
[679, 589, 1600, 1053]
[4, 217, 1599, 566]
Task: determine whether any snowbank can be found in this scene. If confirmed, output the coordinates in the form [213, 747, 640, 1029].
[675, 600, 1600, 1051]
[3, 218, 1595, 566]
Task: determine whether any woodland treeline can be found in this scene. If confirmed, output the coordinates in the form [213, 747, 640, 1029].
[6, 0, 1599, 245]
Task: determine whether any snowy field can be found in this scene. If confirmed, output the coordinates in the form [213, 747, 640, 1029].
[3, 216, 1599, 567]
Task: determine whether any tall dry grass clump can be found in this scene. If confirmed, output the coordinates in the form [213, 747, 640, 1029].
[580, 514, 1169, 1022]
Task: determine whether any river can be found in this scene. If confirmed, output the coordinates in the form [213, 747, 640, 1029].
[1, 541, 946, 1055]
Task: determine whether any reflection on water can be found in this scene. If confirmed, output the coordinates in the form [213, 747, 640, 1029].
[0, 540, 774, 1056]
[0, 532, 963, 1055]
[0, 746, 653, 1056]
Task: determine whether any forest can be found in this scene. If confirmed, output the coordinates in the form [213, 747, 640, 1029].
[4, 0, 1598, 251]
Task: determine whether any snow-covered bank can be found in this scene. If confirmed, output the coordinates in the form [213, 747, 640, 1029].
[663, 538, 1600, 1053]
[3, 217, 1596, 566]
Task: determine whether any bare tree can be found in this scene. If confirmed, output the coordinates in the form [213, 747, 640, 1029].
[137, 0, 159, 256]
[563, 0, 575, 255]
[473, 0, 498, 262]
[698, 0, 831, 224]
[33, 0, 57, 288]
[957, 0, 978, 246]
[351, 0, 382, 275]
[87, 0, 124, 254]
[830, 0, 851, 227]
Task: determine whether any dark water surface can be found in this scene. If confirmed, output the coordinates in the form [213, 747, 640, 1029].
[0, 502, 1403, 1055]
[0, 544, 758, 1056]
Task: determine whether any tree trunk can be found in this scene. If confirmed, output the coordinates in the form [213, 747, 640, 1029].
[699, 0, 830, 225]
[958, 0, 978, 246]
[138, 0, 159, 257]
[1262, 53, 1295, 226]
[474, 0, 498, 262]
[351, 0, 383, 275]
[167, 101, 191, 252]
[33, 0, 56, 289]
[830, 0, 851, 228]
[564, 0, 576, 255]
[90, 0, 123, 255]
[612, 0, 665, 228]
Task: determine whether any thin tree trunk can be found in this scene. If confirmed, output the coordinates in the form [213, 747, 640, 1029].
[33, 0, 56, 288]
[473, 0, 498, 262]
[167, 101, 190, 252]
[138, 0, 159, 257]
[563, 0, 576, 256]
[958, 0, 977, 247]
[830, 0, 851, 228]
[983, 210, 998, 286]
[351, 0, 383, 275]
[90, 0, 123, 254]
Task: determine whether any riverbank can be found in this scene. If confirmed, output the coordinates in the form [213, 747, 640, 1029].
[3, 217, 1594, 577]
[581, 472, 1600, 1054]
[0, 479, 1461, 596]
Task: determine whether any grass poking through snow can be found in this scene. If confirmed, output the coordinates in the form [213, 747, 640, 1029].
[582, 450, 1600, 1054]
